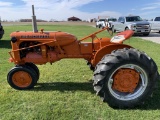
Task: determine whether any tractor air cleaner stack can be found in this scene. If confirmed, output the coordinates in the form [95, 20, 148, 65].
[32, 5, 38, 32]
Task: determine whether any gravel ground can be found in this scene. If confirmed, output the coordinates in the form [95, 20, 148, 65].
[136, 30, 160, 44]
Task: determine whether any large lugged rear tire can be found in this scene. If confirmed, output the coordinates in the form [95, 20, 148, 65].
[93, 48, 159, 108]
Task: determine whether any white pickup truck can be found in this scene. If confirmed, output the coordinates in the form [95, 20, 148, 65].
[96, 18, 117, 28]
[149, 17, 160, 32]
[111, 16, 151, 36]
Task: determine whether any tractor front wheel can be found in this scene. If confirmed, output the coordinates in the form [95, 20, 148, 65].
[25, 62, 40, 80]
[7, 66, 37, 90]
[93, 48, 159, 108]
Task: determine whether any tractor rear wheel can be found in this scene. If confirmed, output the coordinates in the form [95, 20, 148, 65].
[7, 66, 37, 90]
[93, 48, 159, 108]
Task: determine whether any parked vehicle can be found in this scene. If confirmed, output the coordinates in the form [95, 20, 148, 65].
[96, 17, 117, 28]
[149, 17, 160, 32]
[112, 16, 151, 36]
[0, 20, 4, 39]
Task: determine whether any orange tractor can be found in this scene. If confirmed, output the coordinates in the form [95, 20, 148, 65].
[7, 5, 159, 108]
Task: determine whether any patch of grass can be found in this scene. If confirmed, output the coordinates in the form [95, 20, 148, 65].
[0, 25, 160, 120]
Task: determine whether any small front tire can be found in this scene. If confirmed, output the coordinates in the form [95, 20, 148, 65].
[25, 62, 40, 80]
[7, 66, 37, 90]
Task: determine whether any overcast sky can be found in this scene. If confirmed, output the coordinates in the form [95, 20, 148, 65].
[0, 0, 159, 21]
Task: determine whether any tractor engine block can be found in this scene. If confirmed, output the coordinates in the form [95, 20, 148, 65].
[19, 41, 59, 64]
[19, 41, 40, 58]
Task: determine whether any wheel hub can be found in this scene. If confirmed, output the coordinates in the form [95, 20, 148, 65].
[112, 69, 140, 93]
[12, 71, 32, 87]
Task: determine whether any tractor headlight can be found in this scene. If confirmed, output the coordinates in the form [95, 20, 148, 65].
[11, 37, 17, 43]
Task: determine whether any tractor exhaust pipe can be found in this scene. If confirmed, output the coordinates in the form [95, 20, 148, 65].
[32, 5, 38, 32]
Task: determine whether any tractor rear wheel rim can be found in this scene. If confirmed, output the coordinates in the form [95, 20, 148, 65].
[112, 68, 140, 93]
[12, 71, 32, 87]
[108, 64, 148, 101]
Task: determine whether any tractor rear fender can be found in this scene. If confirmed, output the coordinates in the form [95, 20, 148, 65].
[91, 44, 132, 67]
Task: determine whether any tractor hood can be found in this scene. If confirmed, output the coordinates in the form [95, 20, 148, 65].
[10, 31, 77, 46]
